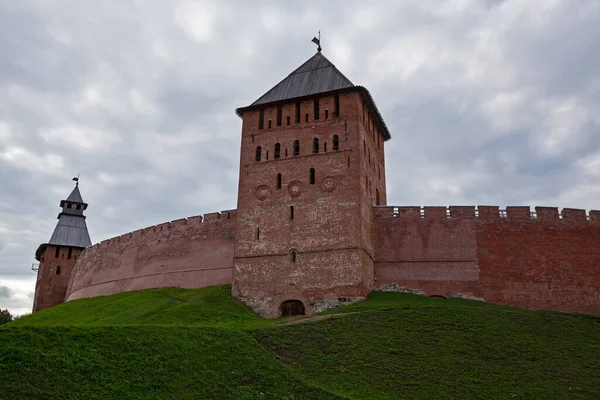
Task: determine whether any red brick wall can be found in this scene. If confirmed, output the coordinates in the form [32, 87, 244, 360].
[374, 206, 600, 315]
[65, 210, 236, 302]
[232, 91, 386, 317]
[33, 245, 83, 311]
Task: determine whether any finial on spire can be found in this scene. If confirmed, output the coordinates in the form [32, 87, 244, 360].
[311, 30, 322, 52]
[72, 174, 79, 186]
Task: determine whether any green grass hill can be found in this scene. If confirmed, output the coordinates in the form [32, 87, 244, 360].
[1, 285, 599, 399]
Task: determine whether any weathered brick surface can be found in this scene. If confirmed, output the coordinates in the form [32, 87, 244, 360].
[232, 91, 385, 317]
[477, 219, 600, 314]
[33, 245, 83, 311]
[374, 207, 600, 314]
[65, 211, 236, 301]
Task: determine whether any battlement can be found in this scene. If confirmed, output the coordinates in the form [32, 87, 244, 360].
[86, 209, 238, 253]
[374, 205, 600, 223]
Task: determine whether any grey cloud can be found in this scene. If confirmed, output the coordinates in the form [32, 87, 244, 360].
[0, 286, 13, 300]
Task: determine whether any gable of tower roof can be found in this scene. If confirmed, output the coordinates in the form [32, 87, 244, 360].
[250, 52, 355, 106]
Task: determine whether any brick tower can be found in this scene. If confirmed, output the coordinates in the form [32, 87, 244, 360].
[33, 179, 92, 312]
[232, 49, 391, 317]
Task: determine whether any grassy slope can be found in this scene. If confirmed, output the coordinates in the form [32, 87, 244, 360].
[2, 286, 599, 399]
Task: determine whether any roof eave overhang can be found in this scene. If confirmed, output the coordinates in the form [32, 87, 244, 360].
[235, 86, 391, 141]
[35, 242, 89, 261]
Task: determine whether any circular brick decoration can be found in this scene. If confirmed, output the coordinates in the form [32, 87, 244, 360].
[321, 176, 337, 192]
[288, 181, 304, 197]
[255, 185, 271, 201]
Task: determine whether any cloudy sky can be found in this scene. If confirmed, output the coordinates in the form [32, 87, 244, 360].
[1, 0, 599, 315]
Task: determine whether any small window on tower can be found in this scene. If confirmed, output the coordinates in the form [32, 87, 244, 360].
[259, 109, 265, 129]
[286, 116, 290, 126]
[268, 120, 272, 129]
[290, 206, 294, 219]
[314, 98, 320, 120]
[277, 173, 282, 189]
[56, 266, 61, 275]
[274, 143, 281, 159]
[293, 140, 300, 156]
[277, 105, 282, 126]
[55, 247, 60, 258]
[310, 168, 315, 184]
[68, 247, 72, 259]
[296, 102, 301, 123]
[333, 135, 339, 151]
[305, 113, 309, 123]
[324, 142, 327, 152]
[313, 138, 319, 154]
[256, 228, 260, 241]
[290, 250, 297, 263]
[325, 109, 329, 119]
[75, 204, 81, 210]
[255, 146, 262, 161]
[66, 203, 72, 209]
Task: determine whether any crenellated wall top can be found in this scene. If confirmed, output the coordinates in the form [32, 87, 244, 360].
[374, 205, 600, 223]
[83, 209, 237, 255]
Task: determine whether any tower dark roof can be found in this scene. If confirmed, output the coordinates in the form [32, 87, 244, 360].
[35, 182, 92, 260]
[250, 52, 355, 106]
[47, 214, 92, 249]
[236, 51, 391, 141]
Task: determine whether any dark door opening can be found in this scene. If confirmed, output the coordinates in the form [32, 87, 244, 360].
[280, 300, 305, 317]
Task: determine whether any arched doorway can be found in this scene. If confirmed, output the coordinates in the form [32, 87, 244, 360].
[280, 300, 305, 317]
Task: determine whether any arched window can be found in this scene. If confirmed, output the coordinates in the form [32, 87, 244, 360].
[276, 173, 282, 189]
[313, 137, 319, 153]
[293, 140, 300, 156]
[290, 250, 297, 263]
[310, 168, 315, 184]
[333, 135, 339, 151]
[255, 146, 262, 161]
[274, 143, 281, 159]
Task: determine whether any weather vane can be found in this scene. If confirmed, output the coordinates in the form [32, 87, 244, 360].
[72, 173, 80, 186]
[312, 30, 322, 52]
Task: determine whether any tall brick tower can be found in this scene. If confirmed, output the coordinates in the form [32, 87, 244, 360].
[33, 180, 92, 312]
[232, 49, 391, 317]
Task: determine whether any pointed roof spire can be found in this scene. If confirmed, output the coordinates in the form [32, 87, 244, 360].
[65, 184, 84, 204]
[235, 48, 392, 141]
[247, 52, 354, 107]
[35, 179, 92, 260]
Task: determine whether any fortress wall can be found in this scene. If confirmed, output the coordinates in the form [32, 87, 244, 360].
[374, 206, 600, 314]
[373, 206, 481, 298]
[65, 210, 237, 301]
